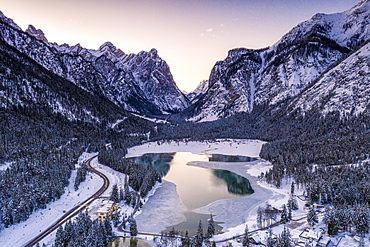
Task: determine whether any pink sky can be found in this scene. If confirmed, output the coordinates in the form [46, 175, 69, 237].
[1, 0, 360, 92]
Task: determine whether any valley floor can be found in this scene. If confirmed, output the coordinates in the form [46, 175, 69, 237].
[2, 139, 367, 246]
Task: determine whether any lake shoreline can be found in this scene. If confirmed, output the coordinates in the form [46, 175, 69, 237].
[128, 139, 287, 235]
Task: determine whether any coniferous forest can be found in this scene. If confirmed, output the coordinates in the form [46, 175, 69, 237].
[1, 1, 370, 245]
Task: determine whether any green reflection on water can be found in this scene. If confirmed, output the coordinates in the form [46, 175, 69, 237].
[209, 154, 256, 162]
[132, 153, 174, 177]
[213, 169, 254, 195]
[127, 152, 256, 235]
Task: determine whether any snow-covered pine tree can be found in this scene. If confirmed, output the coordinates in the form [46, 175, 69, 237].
[266, 228, 275, 247]
[242, 224, 250, 247]
[281, 204, 289, 223]
[104, 216, 113, 238]
[277, 227, 292, 247]
[182, 230, 190, 247]
[110, 184, 119, 203]
[257, 206, 264, 228]
[288, 196, 298, 211]
[54, 226, 65, 247]
[124, 180, 131, 205]
[307, 207, 318, 226]
[64, 219, 75, 243]
[354, 207, 369, 236]
[194, 220, 204, 247]
[130, 218, 138, 236]
[119, 187, 124, 202]
[207, 214, 215, 238]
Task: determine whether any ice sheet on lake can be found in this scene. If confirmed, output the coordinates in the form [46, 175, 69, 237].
[136, 181, 187, 233]
[190, 160, 284, 230]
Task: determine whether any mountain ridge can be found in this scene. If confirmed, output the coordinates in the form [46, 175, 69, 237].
[182, 0, 370, 122]
[0, 12, 189, 115]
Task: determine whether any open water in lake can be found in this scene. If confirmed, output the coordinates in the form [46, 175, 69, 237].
[131, 152, 255, 235]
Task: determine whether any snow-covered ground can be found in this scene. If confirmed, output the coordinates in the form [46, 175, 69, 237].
[126, 139, 264, 158]
[0, 161, 13, 171]
[127, 139, 289, 238]
[2, 139, 363, 247]
[0, 152, 101, 246]
[127, 139, 370, 247]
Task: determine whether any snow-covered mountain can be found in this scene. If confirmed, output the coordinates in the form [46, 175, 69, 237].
[0, 12, 189, 115]
[185, 0, 370, 122]
[185, 80, 209, 103]
[0, 38, 133, 128]
[288, 39, 370, 117]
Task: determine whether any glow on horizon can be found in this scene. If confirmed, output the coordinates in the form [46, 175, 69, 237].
[0, 0, 360, 92]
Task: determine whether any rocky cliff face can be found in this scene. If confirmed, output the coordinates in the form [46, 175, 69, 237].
[186, 0, 370, 122]
[288, 39, 370, 117]
[0, 12, 189, 115]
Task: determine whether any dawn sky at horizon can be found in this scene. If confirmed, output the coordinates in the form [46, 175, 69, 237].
[0, 0, 361, 92]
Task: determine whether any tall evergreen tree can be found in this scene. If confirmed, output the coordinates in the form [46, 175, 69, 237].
[287, 203, 292, 221]
[124, 181, 131, 205]
[281, 204, 289, 223]
[307, 207, 318, 226]
[242, 224, 250, 247]
[54, 226, 65, 247]
[290, 182, 295, 195]
[288, 196, 298, 211]
[354, 208, 369, 236]
[104, 217, 113, 238]
[64, 219, 75, 243]
[207, 214, 215, 238]
[194, 220, 204, 247]
[110, 184, 119, 203]
[119, 187, 124, 202]
[277, 227, 292, 247]
[130, 218, 138, 236]
[257, 206, 264, 228]
[324, 210, 339, 236]
[266, 228, 275, 247]
[182, 230, 190, 247]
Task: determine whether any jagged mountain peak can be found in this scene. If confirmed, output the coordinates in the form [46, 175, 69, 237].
[184, 0, 370, 122]
[25, 25, 48, 42]
[0, 11, 189, 115]
[149, 48, 158, 58]
[275, 0, 370, 51]
[0, 11, 21, 30]
[98, 41, 116, 51]
[97, 41, 125, 58]
[351, 0, 370, 12]
[186, 80, 209, 103]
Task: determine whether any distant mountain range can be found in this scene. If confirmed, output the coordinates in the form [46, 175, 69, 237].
[1, 0, 370, 124]
[180, 0, 370, 122]
[0, 12, 189, 116]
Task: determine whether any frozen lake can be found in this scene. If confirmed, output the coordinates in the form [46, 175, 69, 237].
[130, 152, 255, 234]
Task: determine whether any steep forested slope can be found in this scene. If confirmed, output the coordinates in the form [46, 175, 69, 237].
[0, 40, 155, 230]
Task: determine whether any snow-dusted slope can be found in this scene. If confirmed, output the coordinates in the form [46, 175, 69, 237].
[289, 40, 370, 116]
[0, 40, 127, 125]
[185, 80, 209, 103]
[186, 0, 370, 122]
[0, 12, 189, 115]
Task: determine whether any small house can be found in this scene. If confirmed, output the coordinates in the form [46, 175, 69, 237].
[96, 200, 118, 222]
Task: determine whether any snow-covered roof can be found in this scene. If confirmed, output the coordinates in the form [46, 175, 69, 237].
[299, 229, 322, 241]
[96, 200, 115, 214]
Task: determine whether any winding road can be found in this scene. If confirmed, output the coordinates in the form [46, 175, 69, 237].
[23, 155, 110, 247]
